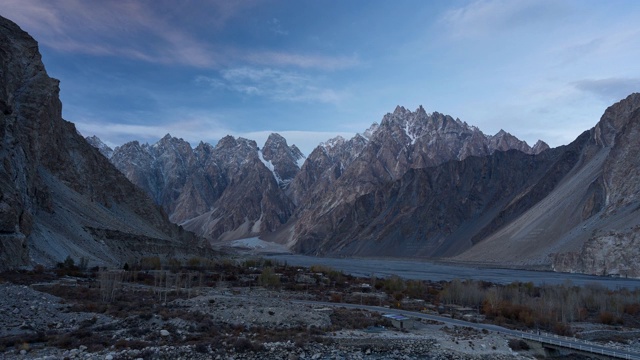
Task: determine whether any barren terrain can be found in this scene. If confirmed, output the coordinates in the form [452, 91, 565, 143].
[2, 258, 640, 359]
[0, 279, 520, 360]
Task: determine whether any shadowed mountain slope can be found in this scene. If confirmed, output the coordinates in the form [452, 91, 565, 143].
[0, 16, 202, 269]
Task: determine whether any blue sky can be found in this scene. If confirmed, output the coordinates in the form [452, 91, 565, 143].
[2, 0, 640, 155]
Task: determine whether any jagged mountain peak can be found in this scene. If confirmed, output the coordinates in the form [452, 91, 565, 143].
[215, 135, 237, 149]
[263, 133, 294, 158]
[265, 132, 287, 144]
[262, 133, 305, 160]
[260, 132, 306, 187]
[532, 140, 550, 154]
[85, 135, 114, 158]
[113, 140, 142, 152]
[320, 135, 346, 150]
[393, 105, 409, 116]
[416, 104, 427, 115]
[154, 134, 192, 153]
[488, 129, 532, 154]
[362, 122, 379, 139]
[157, 133, 184, 143]
[215, 135, 258, 151]
[290, 144, 304, 159]
[594, 92, 640, 147]
[195, 140, 214, 154]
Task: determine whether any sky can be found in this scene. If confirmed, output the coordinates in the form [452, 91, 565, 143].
[2, 0, 640, 155]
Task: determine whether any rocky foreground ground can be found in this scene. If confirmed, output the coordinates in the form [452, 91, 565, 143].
[0, 281, 528, 360]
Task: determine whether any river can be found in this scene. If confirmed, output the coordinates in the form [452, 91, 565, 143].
[266, 254, 640, 289]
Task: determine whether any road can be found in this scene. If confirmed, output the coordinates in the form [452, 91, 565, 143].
[294, 300, 640, 360]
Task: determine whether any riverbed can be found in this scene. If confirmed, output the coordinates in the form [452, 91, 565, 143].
[266, 254, 640, 289]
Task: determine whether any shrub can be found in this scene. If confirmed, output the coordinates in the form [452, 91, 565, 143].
[552, 322, 573, 336]
[258, 267, 280, 288]
[624, 303, 640, 316]
[63, 256, 75, 269]
[139, 257, 161, 270]
[166, 258, 182, 272]
[187, 257, 202, 268]
[508, 339, 530, 351]
[599, 311, 615, 325]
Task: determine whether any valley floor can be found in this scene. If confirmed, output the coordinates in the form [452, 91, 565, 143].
[2, 261, 639, 360]
[0, 276, 523, 360]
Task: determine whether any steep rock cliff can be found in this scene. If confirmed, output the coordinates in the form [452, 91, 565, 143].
[0, 16, 200, 269]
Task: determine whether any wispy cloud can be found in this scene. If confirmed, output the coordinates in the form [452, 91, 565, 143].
[75, 114, 234, 148]
[268, 18, 288, 36]
[0, 0, 358, 71]
[573, 78, 640, 103]
[440, 0, 565, 38]
[197, 67, 348, 104]
[76, 116, 354, 156]
[0, 0, 222, 67]
[246, 51, 359, 70]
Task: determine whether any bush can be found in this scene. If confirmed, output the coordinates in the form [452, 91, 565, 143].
[166, 258, 182, 272]
[624, 303, 640, 316]
[63, 256, 75, 269]
[139, 257, 161, 270]
[552, 322, 573, 336]
[508, 339, 530, 351]
[599, 311, 615, 325]
[187, 257, 202, 268]
[258, 267, 280, 288]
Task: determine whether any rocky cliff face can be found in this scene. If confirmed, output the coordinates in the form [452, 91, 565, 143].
[286, 95, 640, 278]
[85, 135, 113, 158]
[449, 93, 640, 277]
[547, 93, 640, 277]
[108, 134, 299, 241]
[287, 105, 548, 251]
[89, 89, 640, 277]
[0, 16, 200, 269]
[100, 104, 550, 251]
[110, 134, 196, 221]
[260, 133, 305, 188]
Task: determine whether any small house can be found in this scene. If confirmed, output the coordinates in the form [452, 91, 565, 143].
[383, 313, 413, 330]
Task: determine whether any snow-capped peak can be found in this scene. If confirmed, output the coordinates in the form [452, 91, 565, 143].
[320, 135, 346, 149]
[362, 123, 379, 140]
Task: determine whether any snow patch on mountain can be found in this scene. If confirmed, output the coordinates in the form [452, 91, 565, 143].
[362, 123, 379, 139]
[258, 150, 283, 184]
[404, 121, 418, 145]
[296, 156, 306, 169]
[321, 136, 346, 150]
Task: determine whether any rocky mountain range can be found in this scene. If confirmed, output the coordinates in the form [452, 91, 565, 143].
[92, 133, 304, 242]
[3, 13, 637, 278]
[290, 95, 640, 278]
[94, 104, 549, 247]
[92, 92, 640, 277]
[0, 15, 204, 270]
